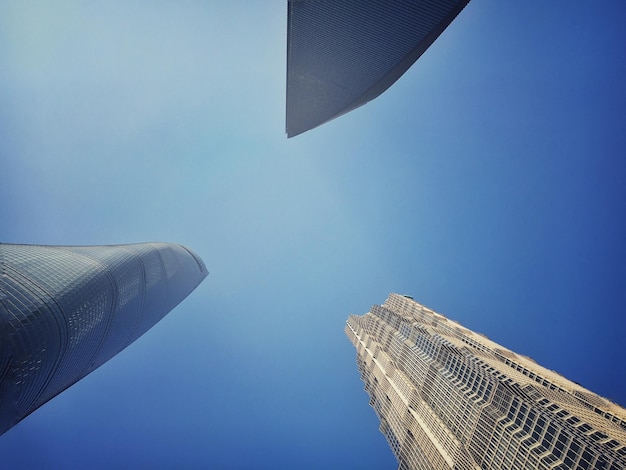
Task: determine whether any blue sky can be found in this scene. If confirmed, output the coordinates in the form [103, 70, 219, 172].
[1, 1, 625, 468]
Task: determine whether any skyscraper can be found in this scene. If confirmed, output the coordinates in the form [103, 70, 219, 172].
[0, 242, 207, 435]
[345, 294, 626, 469]
[286, 0, 471, 137]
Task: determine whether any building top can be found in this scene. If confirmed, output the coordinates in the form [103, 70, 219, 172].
[346, 294, 626, 468]
[383, 293, 626, 424]
[286, 0, 471, 137]
[0, 242, 207, 435]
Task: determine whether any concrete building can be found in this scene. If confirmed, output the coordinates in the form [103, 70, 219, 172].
[0, 242, 207, 435]
[346, 293, 626, 469]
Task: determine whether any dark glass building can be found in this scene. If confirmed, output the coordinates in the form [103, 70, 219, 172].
[0, 242, 207, 435]
[286, 0, 471, 137]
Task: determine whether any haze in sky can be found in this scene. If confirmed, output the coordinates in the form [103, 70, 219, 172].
[1, 2, 625, 469]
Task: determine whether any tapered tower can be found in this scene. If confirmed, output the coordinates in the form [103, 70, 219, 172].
[346, 294, 626, 469]
[286, 0, 471, 137]
[0, 242, 207, 435]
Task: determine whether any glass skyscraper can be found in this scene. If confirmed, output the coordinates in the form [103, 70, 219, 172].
[346, 294, 626, 469]
[286, 0, 471, 137]
[0, 242, 207, 435]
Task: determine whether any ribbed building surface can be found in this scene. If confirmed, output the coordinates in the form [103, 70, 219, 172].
[286, 0, 470, 137]
[345, 294, 626, 469]
[0, 242, 207, 435]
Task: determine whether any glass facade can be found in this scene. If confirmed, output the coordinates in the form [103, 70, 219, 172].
[286, 0, 471, 137]
[0, 242, 207, 435]
[346, 294, 626, 469]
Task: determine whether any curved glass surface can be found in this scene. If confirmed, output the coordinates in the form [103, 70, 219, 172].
[0, 242, 207, 435]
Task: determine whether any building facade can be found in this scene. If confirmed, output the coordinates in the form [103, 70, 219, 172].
[345, 294, 626, 469]
[0, 242, 207, 435]
[286, 0, 471, 137]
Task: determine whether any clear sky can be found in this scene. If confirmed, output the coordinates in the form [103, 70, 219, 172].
[1, 1, 625, 469]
